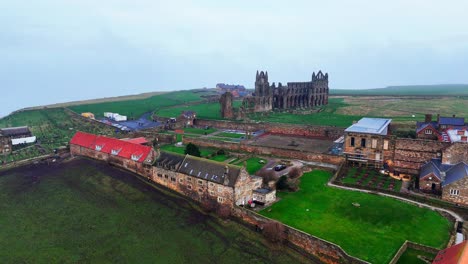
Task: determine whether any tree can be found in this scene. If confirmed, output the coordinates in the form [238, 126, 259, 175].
[276, 175, 289, 190]
[288, 167, 303, 179]
[185, 143, 201, 157]
[263, 221, 285, 243]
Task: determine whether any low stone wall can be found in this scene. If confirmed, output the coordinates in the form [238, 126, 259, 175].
[182, 137, 344, 165]
[194, 119, 344, 140]
[231, 207, 369, 264]
[389, 240, 439, 264]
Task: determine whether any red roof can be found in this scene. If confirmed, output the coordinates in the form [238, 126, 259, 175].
[433, 241, 468, 264]
[70, 131, 153, 163]
[122, 137, 148, 145]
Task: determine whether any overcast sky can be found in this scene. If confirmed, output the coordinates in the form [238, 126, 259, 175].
[1, 0, 468, 117]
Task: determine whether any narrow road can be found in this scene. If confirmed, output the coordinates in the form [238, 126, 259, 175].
[328, 181, 464, 221]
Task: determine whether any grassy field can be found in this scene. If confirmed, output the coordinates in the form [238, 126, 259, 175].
[331, 84, 468, 96]
[217, 132, 246, 139]
[0, 158, 310, 263]
[159, 144, 217, 158]
[69, 90, 205, 119]
[209, 154, 229, 162]
[235, 157, 265, 175]
[183, 127, 217, 135]
[156, 100, 242, 120]
[260, 170, 451, 264]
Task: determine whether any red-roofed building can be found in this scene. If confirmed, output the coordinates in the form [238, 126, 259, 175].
[122, 137, 149, 145]
[433, 241, 468, 264]
[70, 132, 157, 175]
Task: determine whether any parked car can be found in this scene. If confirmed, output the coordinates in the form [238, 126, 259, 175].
[274, 164, 287, 171]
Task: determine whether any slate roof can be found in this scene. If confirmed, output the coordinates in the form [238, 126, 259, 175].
[439, 117, 465, 126]
[443, 162, 468, 186]
[155, 151, 185, 170]
[419, 158, 468, 186]
[345, 118, 392, 135]
[416, 121, 438, 133]
[253, 188, 273, 194]
[0, 126, 32, 137]
[70, 131, 153, 163]
[178, 155, 241, 187]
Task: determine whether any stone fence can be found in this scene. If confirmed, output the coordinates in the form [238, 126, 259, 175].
[194, 119, 344, 140]
[182, 137, 344, 165]
[231, 206, 369, 264]
[389, 240, 439, 264]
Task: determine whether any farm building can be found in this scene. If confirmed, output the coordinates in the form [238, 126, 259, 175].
[416, 114, 467, 141]
[0, 133, 12, 154]
[152, 151, 263, 208]
[70, 131, 157, 175]
[104, 112, 127, 121]
[81, 112, 95, 119]
[0, 126, 36, 146]
[253, 188, 276, 205]
[343, 118, 392, 168]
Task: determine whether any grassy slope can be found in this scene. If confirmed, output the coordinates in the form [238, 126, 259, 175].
[249, 98, 360, 127]
[260, 170, 451, 264]
[156, 100, 242, 120]
[0, 159, 308, 263]
[331, 84, 468, 96]
[69, 91, 203, 119]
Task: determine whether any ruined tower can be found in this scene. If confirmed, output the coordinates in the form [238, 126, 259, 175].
[219, 91, 234, 119]
[254, 71, 273, 112]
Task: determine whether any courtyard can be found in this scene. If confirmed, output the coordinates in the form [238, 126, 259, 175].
[248, 134, 334, 154]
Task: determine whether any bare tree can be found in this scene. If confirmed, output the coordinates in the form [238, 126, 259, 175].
[262, 221, 285, 243]
[288, 167, 303, 179]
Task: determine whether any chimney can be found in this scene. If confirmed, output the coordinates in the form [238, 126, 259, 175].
[453, 114, 456, 118]
[437, 114, 440, 123]
[425, 114, 432, 123]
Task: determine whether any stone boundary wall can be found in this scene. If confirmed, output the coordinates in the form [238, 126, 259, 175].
[389, 240, 440, 264]
[194, 119, 344, 140]
[182, 137, 344, 165]
[231, 206, 369, 264]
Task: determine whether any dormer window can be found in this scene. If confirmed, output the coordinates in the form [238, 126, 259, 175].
[424, 129, 432, 135]
[131, 154, 142, 161]
[111, 148, 121, 155]
[95, 145, 103, 151]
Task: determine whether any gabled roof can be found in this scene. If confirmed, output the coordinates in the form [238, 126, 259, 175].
[70, 131, 153, 163]
[345, 118, 392, 135]
[439, 117, 465, 126]
[416, 121, 438, 134]
[433, 240, 468, 264]
[0, 126, 31, 137]
[178, 155, 241, 187]
[155, 151, 185, 170]
[419, 160, 442, 181]
[443, 162, 468, 186]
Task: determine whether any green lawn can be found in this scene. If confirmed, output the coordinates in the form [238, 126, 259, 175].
[331, 84, 468, 96]
[260, 170, 451, 264]
[209, 154, 229, 162]
[235, 157, 265, 175]
[183, 127, 217, 135]
[159, 144, 217, 158]
[396, 248, 436, 264]
[69, 91, 204, 119]
[156, 100, 242, 120]
[216, 132, 246, 139]
[0, 158, 309, 263]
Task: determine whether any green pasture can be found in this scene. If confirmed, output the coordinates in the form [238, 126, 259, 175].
[183, 127, 217, 135]
[235, 157, 265, 175]
[159, 144, 217, 158]
[216, 132, 246, 139]
[69, 91, 204, 119]
[156, 100, 242, 120]
[331, 84, 468, 96]
[0, 159, 308, 263]
[260, 170, 451, 264]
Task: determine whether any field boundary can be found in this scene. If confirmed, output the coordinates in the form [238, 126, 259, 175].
[389, 240, 440, 264]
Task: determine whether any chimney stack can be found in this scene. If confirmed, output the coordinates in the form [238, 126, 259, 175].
[437, 114, 440, 123]
[425, 114, 432, 123]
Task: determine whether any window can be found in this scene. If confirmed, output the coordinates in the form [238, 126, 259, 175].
[157, 173, 162, 177]
[209, 190, 215, 196]
[179, 178, 184, 183]
[350, 137, 355, 147]
[95, 145, 103, 151]
[361, 138, 366, 148]
[217, 197, 224, 203]
[198, 188, 203, 193]
[170, 177, 176, 182]
[383, 140, 389, 150]
[187, 185, 192, 190]
[425, 129, 433, 135]
[198, 180, 203, 185]
[450, 189, 460, 195]
[209, 182, 214, 187]
[164, 175, 168, 179]
[371, 139, 377, 149]
[186, 177, 192, 182]
[218, 186, 223, 193]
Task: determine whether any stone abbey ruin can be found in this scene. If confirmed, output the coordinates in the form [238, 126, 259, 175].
[220, 70, 330, 119]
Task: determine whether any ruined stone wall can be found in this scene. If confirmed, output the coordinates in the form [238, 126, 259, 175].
[442, 142, 468, 164]
[231, 207, 368, 264]
[194, 119, 344, 140]
[442, 177, 468, 205]
[391, 139, 449, 174]
[182, 137, 344, 165]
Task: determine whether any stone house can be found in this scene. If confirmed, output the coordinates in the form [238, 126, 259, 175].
[0, 133, 12, 155]
[0, 126, 36, 146]
[153, 151, 263, 208]
[253, 188, 276, 205]
[70, 131, 157, 176]
[343, 118, 392, 168]
[416, 114, 467, 141]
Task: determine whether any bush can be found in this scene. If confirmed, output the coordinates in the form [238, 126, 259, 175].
[276, 176, 289, 190]
[257, 170, 277, 185]
[184, 143, 201, 157]
[288, 167, 302, 179]
[217, 149, 225, 155]
[262, 221, 285, 243]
